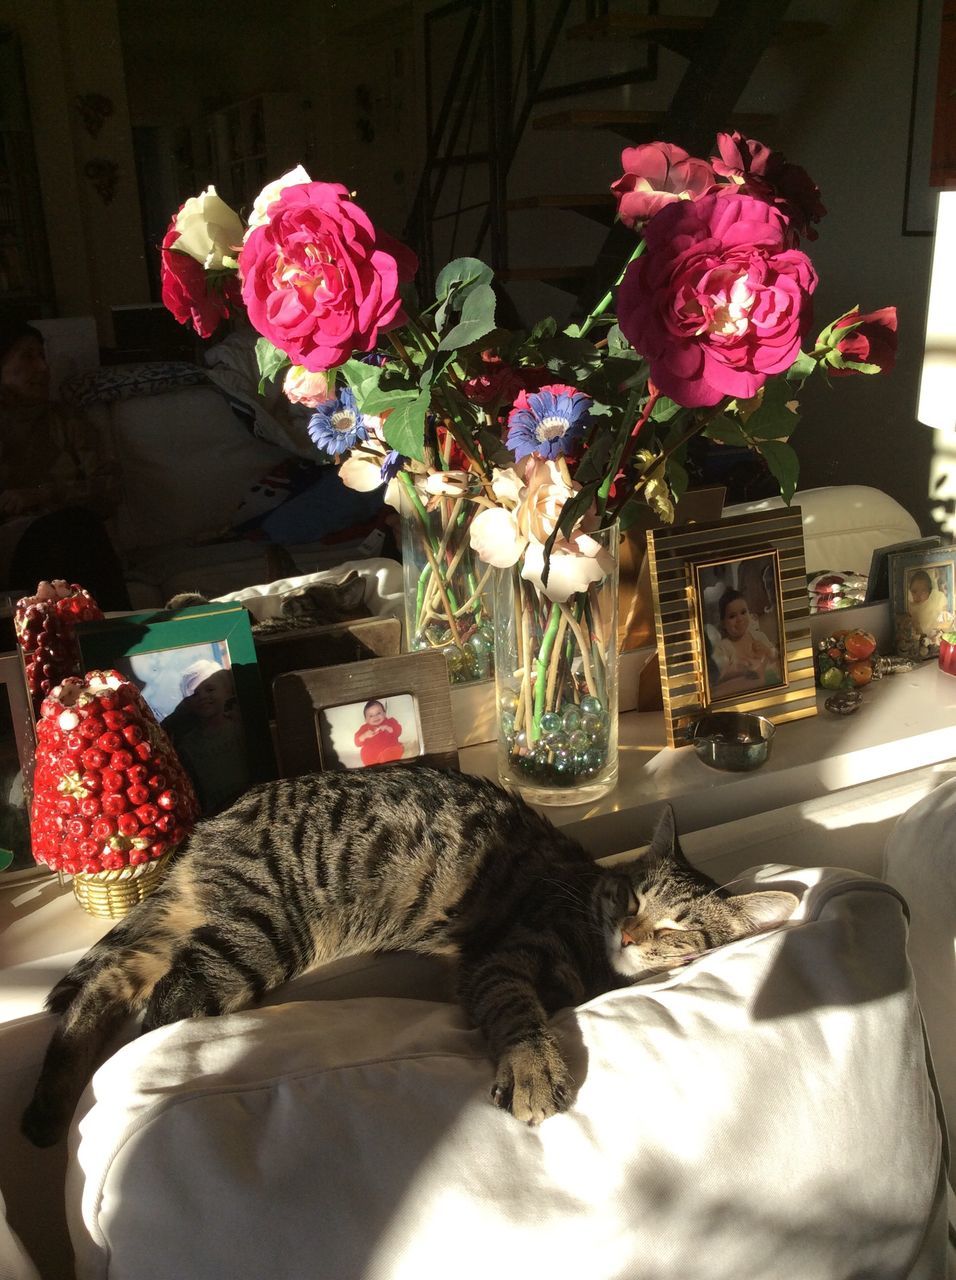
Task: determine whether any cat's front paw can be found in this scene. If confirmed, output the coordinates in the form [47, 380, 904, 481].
[491, 1037, 573, 1125]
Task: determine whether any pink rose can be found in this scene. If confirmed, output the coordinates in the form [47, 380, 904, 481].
[238, 182, 418, 372]
[160, 215, 240, 339]
[617, 193, 817, 407]
[610, 143, 714, 229]
[826, 306, 898, 377]
[712, 132, 826, 241]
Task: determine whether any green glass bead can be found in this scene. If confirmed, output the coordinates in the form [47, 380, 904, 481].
[478, 622, 495, 644]
[468, 631, 491, 657]
[499, 688, 518, 714]
[581, 710, 608, 737]
[411, 634, 429, 652]
[579, 695, 603, 716]
[514, 730, 529, 751]
[584, 747, 606, 771]
[568, 729, 589, 753]
[544, 731, 567, 751]
[562, 706, 583, 732]
[500, 711, 516, 738]
[540, 711, 562, 734]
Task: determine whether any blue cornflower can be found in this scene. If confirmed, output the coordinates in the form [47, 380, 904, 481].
[505, 384, 592, 462]
[307, 386, 369, 457]
[381, 449, 405, 482]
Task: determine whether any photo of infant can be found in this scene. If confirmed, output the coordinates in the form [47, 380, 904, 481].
[904, 563, 953, 640]
[694, 551, 787, 703]
[317, 693, 423, 771]
[118, 643, 251, 816]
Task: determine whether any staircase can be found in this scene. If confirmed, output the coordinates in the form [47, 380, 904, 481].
[403, 0, 831, 323]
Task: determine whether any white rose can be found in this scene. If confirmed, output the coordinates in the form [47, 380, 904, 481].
[283, 366, 331, 408]
[520, 533, 613, 603]
[469, 505, 525, 569]
[245, 165, 313, 235]
[173, 186, 245, 270]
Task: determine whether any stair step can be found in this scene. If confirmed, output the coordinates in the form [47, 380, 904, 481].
[498, 265, 590, 292]
[532, 109, 776, 142]
[567, 14, 828, 54]
[505, 193, 615, 225]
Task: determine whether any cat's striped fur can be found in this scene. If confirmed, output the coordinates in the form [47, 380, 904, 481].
[22, 766, 796, 1146]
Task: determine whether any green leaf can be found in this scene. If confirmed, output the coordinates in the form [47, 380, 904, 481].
[757, 439, 800, 504]
[382, 390, 430, 462]
[255, 337, 291, 393]
[785, 350, 818, 382]
[667, 458, 689, 503]
[743, 379, 800, 441]
[617, 495, 652, 532]
[539, 332, 603, 381]
[437, 282, 497, 351]
[650, 396, 682, 423]
[824, 350, 881, 375]
[338, 358, 383, 406]
[434, 257, 494, 330]
[530, 316, 557, 342]
[703, 415, 749, 447]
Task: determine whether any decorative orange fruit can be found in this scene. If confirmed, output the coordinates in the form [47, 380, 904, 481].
[846, 660, 873, 687]
[842, 630, 877, 661]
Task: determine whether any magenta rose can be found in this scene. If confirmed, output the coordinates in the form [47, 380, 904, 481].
[238, 182, 417, 371]
[826, 306, 898, 377]
[610, 142, 714, 229]
[712, 132, 826, 241]
[160, 217, 240, 339]
[617, 193, 817, 407]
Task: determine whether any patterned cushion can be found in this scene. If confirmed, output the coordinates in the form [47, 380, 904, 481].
[60, 362, 208, 407]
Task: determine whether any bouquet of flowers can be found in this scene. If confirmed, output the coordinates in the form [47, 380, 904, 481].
[161, 132, 896, 794]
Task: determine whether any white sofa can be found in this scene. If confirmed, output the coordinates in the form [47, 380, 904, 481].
[62, 361, 391, 608]
[57, 832, 953, 1280]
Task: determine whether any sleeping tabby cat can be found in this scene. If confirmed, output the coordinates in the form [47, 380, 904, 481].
[22, 767, 796, 1147]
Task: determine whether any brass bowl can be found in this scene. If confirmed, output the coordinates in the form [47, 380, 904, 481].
[688, 712, 776, 772]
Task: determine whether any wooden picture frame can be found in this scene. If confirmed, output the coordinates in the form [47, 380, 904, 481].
[252, 616, 402, 717]
[273, 650, 459, 777]
[75, 602, 274, 817]
[889, 544, 956, 656]
[0, 652, 41, 883]
[646, 508, 816, 747]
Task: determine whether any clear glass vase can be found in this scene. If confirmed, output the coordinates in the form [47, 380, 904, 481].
[492, 523, 619, 805]
[400, 482, 495, 685]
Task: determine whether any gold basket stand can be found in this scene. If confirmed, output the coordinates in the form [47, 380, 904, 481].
[67, 851, 172, 920]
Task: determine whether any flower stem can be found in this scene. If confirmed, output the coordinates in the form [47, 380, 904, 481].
[578, 239, 646, 339]
[532, 603, 563, 738]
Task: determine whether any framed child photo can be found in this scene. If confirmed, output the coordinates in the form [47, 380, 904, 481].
[75, 602, 274, 818]
[273, 650, 459, 778]
[646, 508, 816, 748]
[0, 652, 42, 884]
[889, 545, 956, 657]
[691, 549, 789, 707]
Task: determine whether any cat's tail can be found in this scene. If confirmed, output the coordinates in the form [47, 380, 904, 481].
[21, 903, 174, 1148]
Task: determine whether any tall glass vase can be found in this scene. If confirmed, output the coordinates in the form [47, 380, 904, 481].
[400, 483, 495, 685]
[493, 524, 619, 805]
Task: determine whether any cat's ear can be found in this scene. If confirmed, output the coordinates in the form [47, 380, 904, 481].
[727, 890, 799, 937]
[645, 803, 678, 862]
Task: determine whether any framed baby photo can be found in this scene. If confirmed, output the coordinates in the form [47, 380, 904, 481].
[0, 652, 43, 884]
[272, 650, 459, 778]
[690, 548, 789, 707]
[74, 602, 274, 817]
[864, 535, 943, 603]
[888, 545, 956, 657]
[646, 508, 816, 748]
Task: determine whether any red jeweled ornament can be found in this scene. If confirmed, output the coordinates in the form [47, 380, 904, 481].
[14, 580, 104, 719]
[31, 671, 199, 913]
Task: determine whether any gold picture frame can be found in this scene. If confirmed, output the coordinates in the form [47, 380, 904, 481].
[646, 507, 816, 747]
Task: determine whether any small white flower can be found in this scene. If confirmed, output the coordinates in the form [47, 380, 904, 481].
[173, 186, 245, 270]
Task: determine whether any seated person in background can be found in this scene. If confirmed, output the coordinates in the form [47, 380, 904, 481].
[712, 588, 781, 693]
[0, 315, 130, 609]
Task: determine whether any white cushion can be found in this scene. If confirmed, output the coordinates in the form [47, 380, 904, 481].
[108, 386, 289, 553]
[66, 866, 946, 1280]
[726, 484, 920, 575]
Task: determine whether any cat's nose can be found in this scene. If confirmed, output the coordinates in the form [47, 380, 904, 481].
[621, 918, 645, 947]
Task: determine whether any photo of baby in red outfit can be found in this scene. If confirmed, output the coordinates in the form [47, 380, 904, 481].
[353, 699, 404, 766]
[318, 693, 423, 770]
